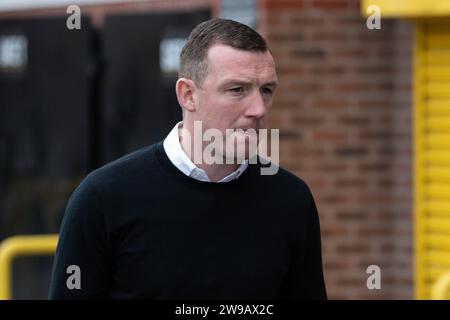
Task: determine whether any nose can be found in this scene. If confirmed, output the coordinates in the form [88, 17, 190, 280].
[245, 90, 267, 119]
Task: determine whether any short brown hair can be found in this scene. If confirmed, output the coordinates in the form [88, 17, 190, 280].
[179, 18, 268, 87]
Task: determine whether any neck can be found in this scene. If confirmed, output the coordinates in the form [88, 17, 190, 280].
[179, 121, 240, 182]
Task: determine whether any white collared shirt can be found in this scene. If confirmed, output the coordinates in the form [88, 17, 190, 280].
[163, 121, 248, 183]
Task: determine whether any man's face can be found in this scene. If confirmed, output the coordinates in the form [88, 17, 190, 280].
[192, 44, 278, 159]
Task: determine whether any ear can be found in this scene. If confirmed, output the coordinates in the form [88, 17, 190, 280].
[176, 78, 197, 115]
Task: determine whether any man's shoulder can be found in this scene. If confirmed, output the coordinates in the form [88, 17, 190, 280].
[254, 161, 318, 223]
[256, 158, 312, 195]
[278, 166, 314, 198]
[80, 142, 162, 193]
[254, 161, 317, 213]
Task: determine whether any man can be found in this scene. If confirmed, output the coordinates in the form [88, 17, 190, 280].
[49, 18, 327, 299]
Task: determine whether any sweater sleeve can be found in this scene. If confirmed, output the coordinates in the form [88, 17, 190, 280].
[277, 182, 327, 300]
[48, 175, 112, 299]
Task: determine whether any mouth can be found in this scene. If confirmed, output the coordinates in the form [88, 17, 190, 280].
[232, 128, 258, 136]
[233, 127, 257, 132]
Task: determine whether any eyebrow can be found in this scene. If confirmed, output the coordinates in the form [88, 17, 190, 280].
[263, 81, 278, 88]
[219, 79, 278, 89]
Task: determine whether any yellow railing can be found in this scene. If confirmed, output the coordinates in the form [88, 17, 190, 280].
[432, 271, 450, 300]
[0, 234, 58, 300]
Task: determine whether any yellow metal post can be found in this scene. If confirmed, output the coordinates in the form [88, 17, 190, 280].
[0, 235, 58, 300]
[432, 271, 450, 299]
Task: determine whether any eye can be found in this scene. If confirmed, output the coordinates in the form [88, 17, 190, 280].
[261, 87, 273, 95]
[229, 87, 244, 93]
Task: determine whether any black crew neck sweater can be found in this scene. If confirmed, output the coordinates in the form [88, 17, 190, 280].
[49, 141, 327, 299]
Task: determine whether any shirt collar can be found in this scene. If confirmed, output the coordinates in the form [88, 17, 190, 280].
[163, 121, 248, 183]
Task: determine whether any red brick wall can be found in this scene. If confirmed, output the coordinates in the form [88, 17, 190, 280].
[260, 0, 413, 299]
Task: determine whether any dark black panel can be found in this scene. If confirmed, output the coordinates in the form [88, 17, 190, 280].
[101, 10, 210, 163]
[0, 17, 95, 298]
[0, 16, 94, 237]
